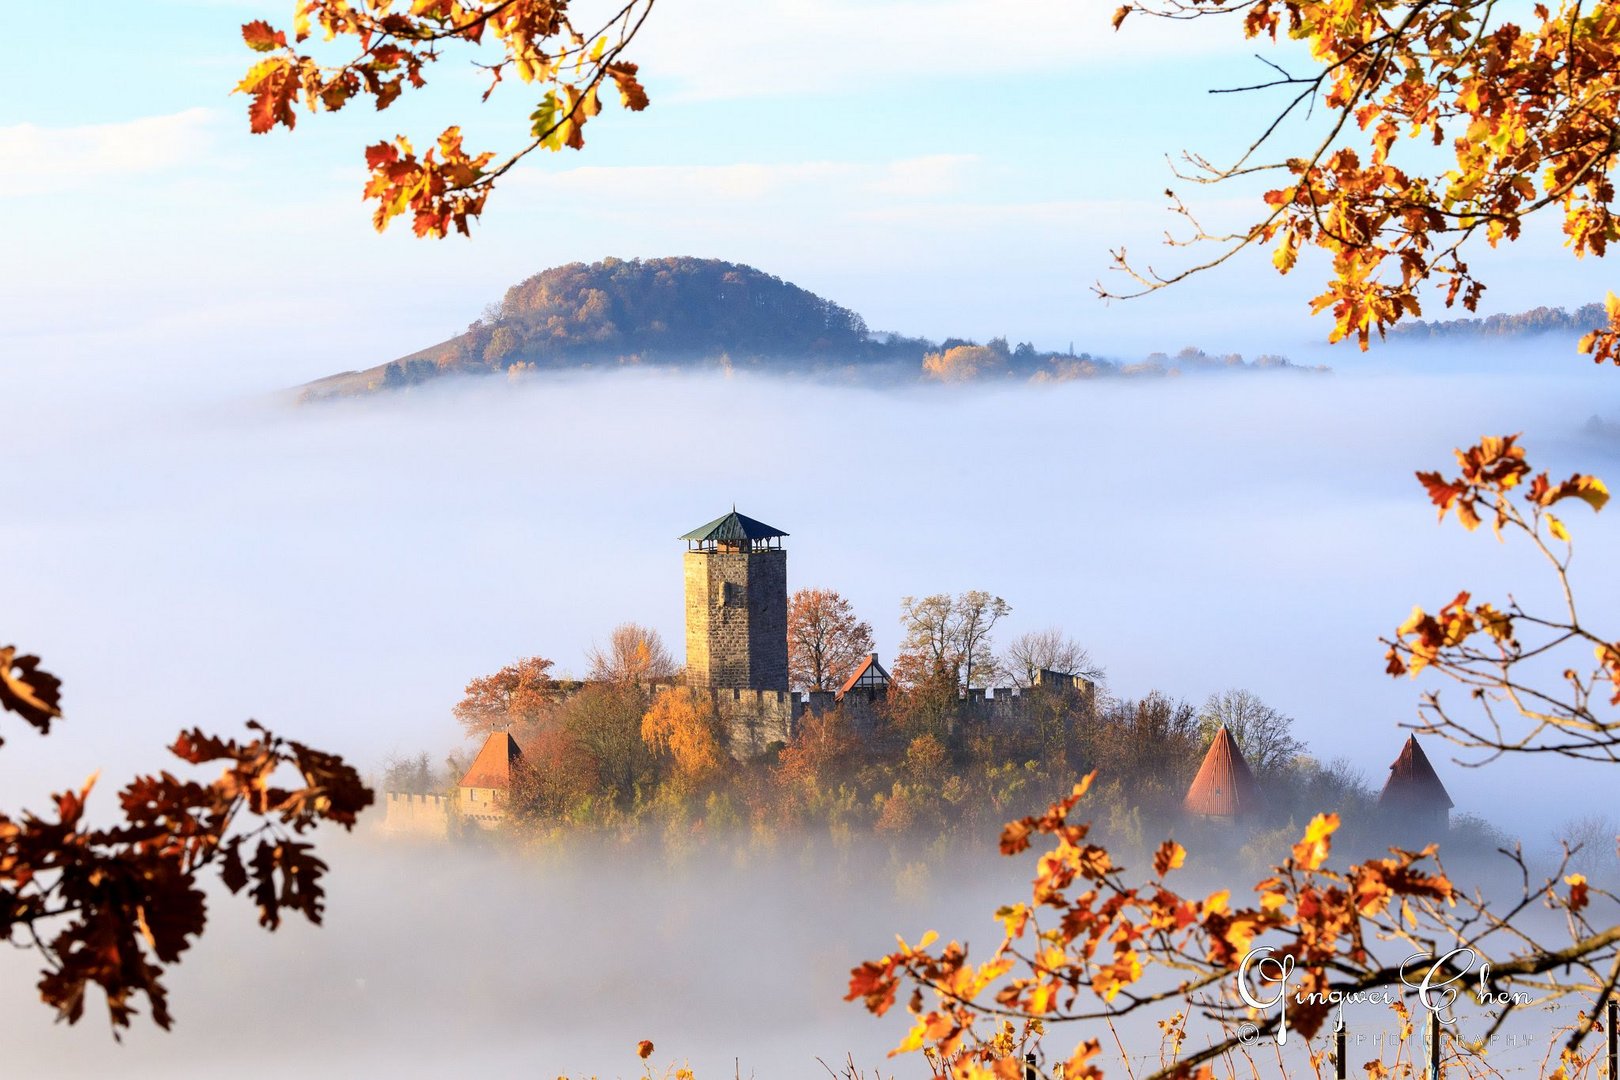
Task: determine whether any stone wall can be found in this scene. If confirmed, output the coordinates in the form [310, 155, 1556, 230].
[659, 684, 797, 758]
[799, 674, 1098, 734]
[382, 792, 451, 840]
[683, 547, 788, 691]
[458, 785, 509, 830]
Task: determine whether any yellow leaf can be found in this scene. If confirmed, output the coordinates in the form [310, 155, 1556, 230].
[1548, 514, 1570, 542]
[1293, 812, 1340, 870]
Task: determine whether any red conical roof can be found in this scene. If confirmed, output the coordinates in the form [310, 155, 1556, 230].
[1184, 726, 1265, 818]
[458, 731, 523, 790]
[1378, 735, 1453, 811]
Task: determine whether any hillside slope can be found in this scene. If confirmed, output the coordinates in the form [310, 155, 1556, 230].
[294, 255, 1327, 401]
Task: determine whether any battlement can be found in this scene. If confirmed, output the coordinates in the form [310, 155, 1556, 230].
[662, 683, 796, 758]
[382, 791, 451, 839]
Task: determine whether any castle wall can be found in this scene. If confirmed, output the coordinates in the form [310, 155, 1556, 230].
[683, 547, 788, 691]
[795, 675, 1097, 735]
[382, 792, 451, 840]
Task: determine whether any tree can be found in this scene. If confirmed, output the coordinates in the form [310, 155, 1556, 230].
[452, 655, 561, 737]
[509, 725, 597, 821]
[1103, 0, 1620, 359]
[559, 680, 653, 804]
[921, 344, 1003, 383]
[787, 588, 875, 692]
[1197, 688, 1307, 775]
[955, 591, 1011, 690]
[640, 687, 726, 789]
[774, 707, 859, 793]
[586, 622, 676, 685]
[1384, 435, 1616, 760]
[381, 750, 439, 794]
[1086, 692, 1204, 813]
[237, 1, 653, 237]
[1002, 628, 1105, 688]
[0, 646, 371, 1033]
[848, 439, 1620, 1076]
[894, 591, 1011, 691]
[893, 594, 958, 687]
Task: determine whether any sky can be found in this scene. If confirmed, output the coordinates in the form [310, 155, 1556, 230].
[3, 0, 1616, 383]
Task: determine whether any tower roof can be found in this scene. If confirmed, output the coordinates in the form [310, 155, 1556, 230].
[680, 510, 788, 543]
[1184, 726, 1265, 818]
[1378, 735, 1454, 811]
[458, 731, 523, 790]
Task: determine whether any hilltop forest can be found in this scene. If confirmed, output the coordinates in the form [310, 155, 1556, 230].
[297, 256, 1324, 400]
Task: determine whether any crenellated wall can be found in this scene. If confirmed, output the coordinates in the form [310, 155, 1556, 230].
[382, 792, 452, 839]
[670, 671, 1097, 760]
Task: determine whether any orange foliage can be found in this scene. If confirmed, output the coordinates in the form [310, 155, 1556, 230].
[1107, 0, 1620, 355]
[640, 688, 725, 787]
[0, 646, 371, 1032]
[922, 345, 1004, 383]
[237, 1, 652, 236]
[452, 655, 561, 736]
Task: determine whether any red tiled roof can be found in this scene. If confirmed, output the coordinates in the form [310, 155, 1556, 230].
[1184, 726, 1265, 818]
[836, 653, 891, 698]
[1378, 735, 1454, 811]
[458, 731, 523, 790]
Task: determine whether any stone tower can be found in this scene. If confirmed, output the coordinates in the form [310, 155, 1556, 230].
[681, 509, 789, 692]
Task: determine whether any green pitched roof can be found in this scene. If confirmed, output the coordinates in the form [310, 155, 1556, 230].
[680, 510, 788, 543]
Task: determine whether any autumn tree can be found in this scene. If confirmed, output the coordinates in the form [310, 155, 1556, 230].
[586, 622, 677, 686]
[1002, 628, 1105, 688]
[237, 1, 653, 237]
[1385, 435, 1617, 759]
[0, 645, 371, 1033]
[1085, 692, 1204, 813]
[921, 344, 1004, 383]
[787, 588, 875, 692]
[774, 707, 860, 794]
[894, 591, 1011, 690]
[956, 591, 1011, 690]
[850, 438, 1620, 1076]
[1103, 0, 1620, 357]
[640, 687, 726, 789]
[893, 594, 958, 687]
[559, 680, 654, 804]
[452, 655, 562, 737]
[1197, 688, 1307, 775]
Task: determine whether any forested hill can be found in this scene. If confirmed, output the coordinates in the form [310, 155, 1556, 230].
[1388, 301, 1607, 340]
[295, 256, 1324, 401]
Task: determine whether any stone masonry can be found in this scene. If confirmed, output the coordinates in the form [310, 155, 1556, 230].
[683, 546, 789, 692]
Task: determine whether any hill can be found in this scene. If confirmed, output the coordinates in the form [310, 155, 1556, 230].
[1388, 301, 1607, 340]
[295, 256, 1324, 401]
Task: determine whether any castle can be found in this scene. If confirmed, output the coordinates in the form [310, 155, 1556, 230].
[383, 507, 1097, 834]
[674, 508, 1097, 755]
[384, 507, 1461, 843]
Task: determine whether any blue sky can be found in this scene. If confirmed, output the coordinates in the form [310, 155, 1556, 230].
[2, 0, 1614, 388]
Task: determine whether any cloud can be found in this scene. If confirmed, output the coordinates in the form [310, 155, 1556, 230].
[512, 153, 978, 203]
[634, 0, 1249, 101]
[0, 108, 215, 198]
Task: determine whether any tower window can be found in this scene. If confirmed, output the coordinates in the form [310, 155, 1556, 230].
[723, 582, 746, 607]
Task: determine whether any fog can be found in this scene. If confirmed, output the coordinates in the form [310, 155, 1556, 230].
[5, 335, 1620, 1075]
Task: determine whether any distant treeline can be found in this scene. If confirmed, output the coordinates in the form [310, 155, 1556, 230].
[1390, 301, 1607, 339]
[295, 256, 1327, 400]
